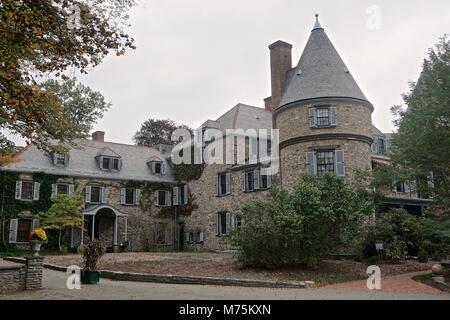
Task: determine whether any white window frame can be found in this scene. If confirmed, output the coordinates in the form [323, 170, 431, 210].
[53, 153, 68, 166]
[51, 183, 75, 198]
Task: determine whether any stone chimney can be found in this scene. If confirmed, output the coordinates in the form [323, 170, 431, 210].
[92, 131, 105, 142]
[264, 40, 293, 112]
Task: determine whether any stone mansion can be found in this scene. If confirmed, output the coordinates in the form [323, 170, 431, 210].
[0, 16, 433, 252]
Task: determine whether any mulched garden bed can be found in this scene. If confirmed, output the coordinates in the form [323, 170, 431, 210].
[41, 252, 435, 286]
[413, 274, 450, 293]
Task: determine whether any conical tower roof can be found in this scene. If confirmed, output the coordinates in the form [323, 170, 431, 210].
[278, 15, 371, 109]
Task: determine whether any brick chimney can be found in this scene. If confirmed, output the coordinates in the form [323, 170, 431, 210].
[264, 40, 293, 112]
[92, 131, 105, 142]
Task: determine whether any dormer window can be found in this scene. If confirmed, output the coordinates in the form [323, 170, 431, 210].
[98, 156, 122, 171]
[53, 153, 68, 166]
[148, 160, 165, 175]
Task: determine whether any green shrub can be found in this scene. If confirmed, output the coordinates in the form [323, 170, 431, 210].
[366, 256, 379, 265]
[233, 174, 373, 269]
[386, 237, 408, 263]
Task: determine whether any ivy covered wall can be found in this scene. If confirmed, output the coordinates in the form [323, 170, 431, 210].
[0, 171, 62, 249]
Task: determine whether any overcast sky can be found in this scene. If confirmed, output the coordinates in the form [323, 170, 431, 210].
[8, 0, 450, 145]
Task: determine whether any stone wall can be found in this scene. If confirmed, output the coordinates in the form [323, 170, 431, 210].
[274, 101, 372, 143]
[60, 178, 172, 252]
[280, 138, 372, 190]
[25, 257, 43, 290]
[185, 164, 274, 251]
[0, 264, 26, 294]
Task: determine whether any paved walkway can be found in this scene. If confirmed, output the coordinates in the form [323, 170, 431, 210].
[323, 271, 442, 295]
[1, 269, 449, 300]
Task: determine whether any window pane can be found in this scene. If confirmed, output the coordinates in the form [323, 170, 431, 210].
[17, 220, 31, 242]
[56, 154, 66, 165]
[154, 162, 162, 174]
[246, 171, 254, 191]
[125, 188, 135, 204]
[57, 184, 69, 195]
[260, 175, 268, 189]
[90, 186, 101, 203]
[316, 151, 335, 176]
[316, 108, 330, 126]
[113, 158, 120, 170]
[102, 157, 110, 169]
[179, 186, 185, 204]
[21, 182, 34, 200]
[158, 191, 166, 206]
[219, 174, 227, 195]
[220, 213, 227, 235]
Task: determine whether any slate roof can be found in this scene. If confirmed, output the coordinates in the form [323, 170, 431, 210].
[215, 103, 272, 131]
[2, 139, 174, 183]
[278, 16, 371, 109]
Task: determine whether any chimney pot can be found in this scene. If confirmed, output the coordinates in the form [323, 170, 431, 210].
[92, 131, 105, 142]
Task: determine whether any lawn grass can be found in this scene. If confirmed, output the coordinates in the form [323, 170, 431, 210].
[412, 273, 433, 281]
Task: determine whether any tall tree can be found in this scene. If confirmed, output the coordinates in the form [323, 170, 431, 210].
[133, 119, 192, 147]
[0, 0, 135, 160]
[390, 35, 450, 207]
[40, 78, 111, 136]
[38, 194, 83, 251]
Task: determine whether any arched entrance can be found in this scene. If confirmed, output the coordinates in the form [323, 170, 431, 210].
[81, 204, 128, 251]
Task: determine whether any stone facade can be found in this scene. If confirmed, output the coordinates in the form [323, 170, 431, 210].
[184, 163, 273, 251]
[0, 264, 26, 294]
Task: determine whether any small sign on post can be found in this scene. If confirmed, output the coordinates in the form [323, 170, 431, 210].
[375, 241, 384, 263]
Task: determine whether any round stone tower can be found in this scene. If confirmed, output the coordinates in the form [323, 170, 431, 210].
[272, 15, 373, 190]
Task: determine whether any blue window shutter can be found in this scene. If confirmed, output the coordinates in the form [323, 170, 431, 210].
[254, 170, 260, 190]
[172, 187, 179, 206]
[101, 186, 107, 203]
[183, 185, 188, 205]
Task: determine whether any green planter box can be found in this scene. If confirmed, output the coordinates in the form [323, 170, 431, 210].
[81, 271, 100, 284]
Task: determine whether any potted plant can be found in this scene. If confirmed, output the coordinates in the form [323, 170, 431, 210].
[81, 239, 106, 284]
[29, 228, 48, 257]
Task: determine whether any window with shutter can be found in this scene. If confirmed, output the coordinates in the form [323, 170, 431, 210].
[18, 181, 34, 201]
[183, 185, 188, 205]
[217, 173, 230, 196]
[316, 150, 335, 176]
[244, 170, 255, 192]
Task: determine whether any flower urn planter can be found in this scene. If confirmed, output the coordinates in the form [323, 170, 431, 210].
[81, 271, 101, 284]
[29, 240, 43, 257]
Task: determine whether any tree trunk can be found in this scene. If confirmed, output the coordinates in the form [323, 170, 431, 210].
[58, 228, 62, 251]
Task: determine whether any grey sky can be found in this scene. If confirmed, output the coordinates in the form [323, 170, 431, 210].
[9, 0, 450, 145]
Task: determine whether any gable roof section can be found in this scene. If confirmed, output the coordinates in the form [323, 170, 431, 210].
[2, 139, 174, 183]
[278, 17, 371, 109]
[215, 103, 272, 131]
